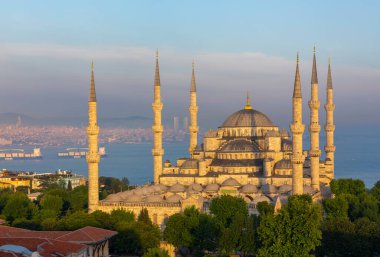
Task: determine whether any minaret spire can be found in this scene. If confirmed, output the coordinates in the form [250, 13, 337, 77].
[87, 61, 100, 213]
[324, 58, 336, 177]
[290, 53, 305, 195]
[308, 47, 321, 191]
[188, 60, 199, 156]
[152, 50, 164, 184]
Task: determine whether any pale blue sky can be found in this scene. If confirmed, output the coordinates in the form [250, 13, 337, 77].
[0, 1, 379, 128]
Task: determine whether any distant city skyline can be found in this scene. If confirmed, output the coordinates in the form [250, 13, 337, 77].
[0, 1, 379, 129]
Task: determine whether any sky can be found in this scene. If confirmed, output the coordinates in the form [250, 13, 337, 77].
[0, 0, 379, 129]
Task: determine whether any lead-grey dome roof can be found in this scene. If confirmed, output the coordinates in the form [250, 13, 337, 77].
[219, 139, 260, 152]
[222, 109, 276, 127]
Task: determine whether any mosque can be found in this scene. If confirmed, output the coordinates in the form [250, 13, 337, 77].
[87, 49, 336, 227]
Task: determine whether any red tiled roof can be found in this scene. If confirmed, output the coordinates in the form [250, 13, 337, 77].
[0, 238, 87, 257]
[56, 226, 118, 243]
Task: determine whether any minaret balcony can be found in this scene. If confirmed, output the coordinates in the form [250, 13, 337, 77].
[324, 145, 336, 152]
[308, 123, 321, 133]
[290, 124, 305, 134]
[291, 155, 305, 164]
[189, 106, 198, 112]
[324, 104, 335, 111]
[189, 126, 199, 133]
[152, 103, 163, 110]
[309, 149, 321, 157]
[324, 124, 335, 132]
[86, 153, 100, 163]
[152, 125, 163, 133]
[152, 149, 164, 156]
[87, 126, 99, 135]
[308, 100, 320, 109]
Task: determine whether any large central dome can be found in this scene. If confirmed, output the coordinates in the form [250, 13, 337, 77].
[222, 108, 275, 127]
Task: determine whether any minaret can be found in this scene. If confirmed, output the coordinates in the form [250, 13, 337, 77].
[290, 53, 305, 195]
[188, 61, 199, 156]
[87, 61, 100, 213]
[324, 58, 336, 172]
[152, 50, 164, 184]
[308, 47, 321, 191]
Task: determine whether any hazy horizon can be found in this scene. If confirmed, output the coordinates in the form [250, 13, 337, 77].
[0, 1, 379, 130]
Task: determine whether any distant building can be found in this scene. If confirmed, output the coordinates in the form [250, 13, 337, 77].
[173, 116, 179, 132]
[0, 225, 117, 257]
[183, 117, 189, 131]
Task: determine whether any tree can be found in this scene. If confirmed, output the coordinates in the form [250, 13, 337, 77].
[2, 192, 38, 223]
[257, 201, 274, 216]
[164, 213, 193, 248]
[40, 194, 63, 214]
[12, 218, 41, 230]
[138, 208, 152, 225]
[142, 248, 170, 257]
[61, 210, 101, 230]
[323, 197, 349, 220]
[110, 209, 135, 229]
[370, 180, 380, 202]
[209, 195, 248, 227]
[257, 195, 322, 257]
[67, 180, 73, 191]
[330, 179, 366, 196]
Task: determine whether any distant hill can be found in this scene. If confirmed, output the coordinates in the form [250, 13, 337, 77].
[0, 113, 153, 128]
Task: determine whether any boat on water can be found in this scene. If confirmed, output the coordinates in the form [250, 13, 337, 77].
[0, 148, 42, 160]
[57, 147, 107, 158]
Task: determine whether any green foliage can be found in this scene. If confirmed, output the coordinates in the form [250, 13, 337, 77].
[110, 209, 135, 229]
[40, 194, 63, 213]
[67, 180, 73, 191]
[257, 195, 322, 257]
[0, 189, 12, 213]
[257, 201, 274, 216]
[61, 210, 101, 230]
[209, 195, 248, 227]
[41, 217, 59, 230]
[164, 213, 192, 248]
[370, 180, 380, 202]
[12, 218, 41, 230]
[99, 176, 129, 194]
[90, 210, 113, 229]
[2, 192, 38, 223]
[142, 248, 170, 257]
[330, 179, 366, 196]
[323, 197, 349, 219]
[138, 208, 152, 225]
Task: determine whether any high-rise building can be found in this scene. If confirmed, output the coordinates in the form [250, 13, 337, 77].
[183, 117, 189, 131]
[173, 116, 179, 132]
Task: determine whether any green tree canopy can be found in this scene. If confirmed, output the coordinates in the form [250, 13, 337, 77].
[209, 195, 248, 227]
[330, 179, 366, 196]
[258, 195, 322, 257]
[2, 192, 38, 223]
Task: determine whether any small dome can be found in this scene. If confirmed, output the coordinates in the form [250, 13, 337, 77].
[221, 178, 241, 187]
[180, 159, 199, 169]
[105, 194, 122, 201]
[260, 184, 277, 194]
[240, 184, 259, 193]
[133, 188, 144, 195]
[119, 191, 133, 200]
[188, 183, 203, 192]
[145, 195, 164, 203]
[219, 139, 260, 152]
[204, 183, 220, 192]
[152, 184, 167, 193]
[222, 108, 275, 127]
[253, 195, 271, 204]
[166, 194, 183, 203]
[265, 130, 280, 137]
[278, 184, 292, 194]
[169, 183, 186, 192]
[126, 194, 143, 202]
[274, 159, 292, 170]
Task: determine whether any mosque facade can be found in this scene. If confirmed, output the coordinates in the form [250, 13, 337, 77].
[88, 49, 336, 228]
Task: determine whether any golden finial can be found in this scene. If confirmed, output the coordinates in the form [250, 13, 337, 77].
[313, 45, 316, 54]
[192, 59, 195, 69]
[245, 91, 252, 110]
[91, 60, 94, 71]
[156, 49, 159, 59]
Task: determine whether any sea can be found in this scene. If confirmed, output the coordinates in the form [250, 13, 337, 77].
[0, 126, 379, 188]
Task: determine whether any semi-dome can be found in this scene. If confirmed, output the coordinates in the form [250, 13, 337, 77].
[188, 183, 203, 192]
[169, 183, 186, 192]
[253, 195, 271, 204]
[260, 184, 278, 194]
[221, 177, 241, 187]
[278, 184, 292, 194]
[180, 159, 199, 169]
[105, 194, 122, 201]
[204, 183, 220, 192]
[222, 109, 275, 128]
[240, 184, 259, 193]
[219, 139, 260, 152]
[166, 194, 183, 203]
[274, 159, 292, 169]
[126, 194, 143, 202]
